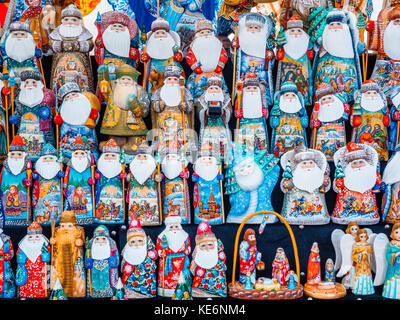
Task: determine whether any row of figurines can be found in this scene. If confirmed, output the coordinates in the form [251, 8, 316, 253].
[0, 132, 399, 227]
[0, 211, 398, 301]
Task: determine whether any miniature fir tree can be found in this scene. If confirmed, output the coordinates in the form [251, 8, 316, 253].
[172, 271, 192, 300]
[50, 278, 67, 300]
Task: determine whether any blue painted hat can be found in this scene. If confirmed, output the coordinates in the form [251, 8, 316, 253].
[41, 143, 57, 157]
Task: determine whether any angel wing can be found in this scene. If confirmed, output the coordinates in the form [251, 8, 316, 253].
[365, 228, 373, 237]
[368, 232, 378, 273]
[373, 233, 389, 286]
[337, 234, 355, 278]
[331, 229, 345, 271]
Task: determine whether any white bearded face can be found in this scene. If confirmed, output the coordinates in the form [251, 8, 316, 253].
[322, 21, 354, 59]
[194, 239, 219, 269]
[360, 90, 385, 112]
[384, 19, 400, 60]
[19, 79, 44, 107]
[7, 151, 26, 175]
[160, 79, 181, 107]
[242, 86, 263, 118]
[191, 32, 222, 72]
[292, 159, 325, 193]
[161, 154, 185, 180]
[146, 29, 176, 59]
[35, 155, 60, 180]
[129, 153, 156, 184]
[383, 151, 400, 185]
[343, 158, 377, 193]
[91, 235, 111, 260]
[238, 21, 267, 58]
[284, 27, 310, 60]
[317, 94, 345, 122]
[113, 77, 138, 109]
[59, 16, 83, 38]
[19, 233, 46, 263]
[97, 152, 122, 179]
[60, 92, 91, 125]
[123, 234, 147, 265]
[102, 23, 131, 58]
[161, 223, 188, 252]
[204, 86, 224, 103]
[279, 92, 302, 113]
[194, 156, 219, 181]
[234, 158, 264, 192]
[5, 31, 36, 62]
[71, 149, 90, 173]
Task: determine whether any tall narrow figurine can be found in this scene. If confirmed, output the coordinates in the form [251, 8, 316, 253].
[239, 228, 262, 286]
[0, 229, 15, 298]
[382, 222, 400, 299]
[382, 146, 400, 224]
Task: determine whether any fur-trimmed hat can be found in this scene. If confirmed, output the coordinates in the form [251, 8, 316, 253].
[129, 141, 153, 156]
[116, 64, 140, 81]
[59, 210, 77, 224]
[243, 72, 259, 88]
[164, 64, 181, 79]
[9, 135, 26, 152]
[164, 211, 182, 225]
[102, 138, 120, 154]
[61, 4, 82, 19]
[195, 222, 217, 244]
[326, 9, 348, 25]
[59, 82, 80, 101]
[195, 19, 213, 33]
[389, 6, 400, 21]
[287, 15, 303, 29]
[359, 80, 381, 93]
[207, 75, 223, 88]
[150, 18, 170, 32]
[20, 70, 43, 82]
[100, 11, 138, 39]
[40, 143, 58, 157]
[198, 143, 213, 158]
[315, 83, 335, 101]
[27, 221, 43, 235]
[93, 225, 111, 238]
[334, 142, 378, 167]
[127, 218, 146, 241]
[281, 145, 327, 172]
[279, 80, 298, 94]
[244, 13, 266, 28]
[9, 22, 31, 34]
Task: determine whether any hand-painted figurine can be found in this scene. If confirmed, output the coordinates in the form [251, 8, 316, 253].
[13, 69, 55, 161]
[190, 222, 227, 298]
[127, 141, 162, 226]
[225, 146, 280, 224]
[15, 221, 50, 298]
[156, 212, 192, 297]
[121, 218, 157, 298]
[285, 270, 299, 290]
[0, 229, 15, 298]
[332, 142, 381, 225]
[275, 16, 313, 106]
[55, 82, 100, 162]
[141, 18, 183, 92]
[32, 143, 63, 225]
[0, 22, 41, 83]
[270, 81, 308, 157]
[310, 9, 363, 103]
[50, 210, 85, 298]
[235, 72, 269, 152]
[272, 247, 289, 286]
[197, 75, 232, 162]
[310, 83, 350, 160]
[94, 139, 125, 225]
[63, 136, 94, 224]
[233, 13, 275, 106]
[0, 79, 8, 159]
[193, 145, 224, 225]
[49, 278, 68, 300]
[85, 225, 119, 298]
[239, 228, 262, 286]
[280, 145, 331, 225]
[0, 135, 32, 226]
[325, 258, 336, 283]
[161, 149, 191, 224]
[387, 88, 400, 151]
[307, 242, 321, 284]
[382, 146, 400, 224]
[94, 10, 140, 70]
[49, 4, 94, 93]
[351, 80, 390, 161]
[382, 222, 400, 299]
[99, 64, 150, 152]
[186, 19, 229, 103]
[151, 64, 194, 159]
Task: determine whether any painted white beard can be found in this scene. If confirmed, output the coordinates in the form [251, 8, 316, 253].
[322, 24, 354, 59]
[360, 95, 385, 112]
[60, 94, 91, 125]
[97, 155, 122, 179]
[123, 243, 147, 265]
[383, 151, 400, 185]
[5, 34, 36, 62]
[113, 83, 137, 109]
[91, 242, 111, 260]
[242, 90, 263, 118]
[59, 24, 83, 38]
[71, 156, 89, 173]
[204, 91, 224, 103]
[35, 158, 60, 180]
[383, 21, 400, 60]
[19, 83, 44, 107]
[161, 159, 182, 180]
[146, 34, 175, 60]
[344, 163, 377, 193]
[284, 30, 309, 60]
[238, 27, 267, 58]
[129, 157, 156, 184]
[102, 26, 131, 58]
[279, 95, 302, 113]
[160, 84, 181, 107]
[235, 163, 264, 192]
[194, 245, 218, 269]
[318, 96, 344, 122]
[293, 166, 324, 193]
[19, 237, 46, 262]
[8, 156, 26, 175]
[162, 229, 188, 252]
[191, 35, 222, 72]
[194, 160, 219, 181]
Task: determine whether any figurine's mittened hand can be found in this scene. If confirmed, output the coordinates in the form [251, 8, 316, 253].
[352, 115, 362, 127]
[312, 119, 321, 129]
[94, 172, 101, 180]
[9, 115, 18, 125]
[235, 109, 243, 119]
[393, 110, 400, 121]
[87, 177, 95, 186]
[366, 20, 374, 32]
[75, 239, 83, 247]
[50, 237, 56, 245]
[262, 108, 268, 118]
[180, 171, 189, 179]
[119, 172, 127, 180]
[54, 114, 63, 125]
[343, 103, 351, 115]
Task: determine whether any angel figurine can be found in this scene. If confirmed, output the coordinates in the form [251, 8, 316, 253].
[382, 222, 400, 299]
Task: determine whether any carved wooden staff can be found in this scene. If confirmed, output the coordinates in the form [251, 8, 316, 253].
[218, 164, 225, 223]
[26, 159, 32, 222]
[120, 148, 126, 221]
[235, 80, 243, 141]
[85, 236, 92, 296]
[9, 74, 15, 139]
[179, 76, 188, 221]
[58, 148, 64, 215]
[231, 12, 239, 100]
[2, 66, 10, 152]
[311, 102, 320, 150]
[55, 87, 60, 151]
[50, 208, 57, 290]
[90, 154, 96, 219]
[140, 25, 148, 91]
[155, 152, 163, 222]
